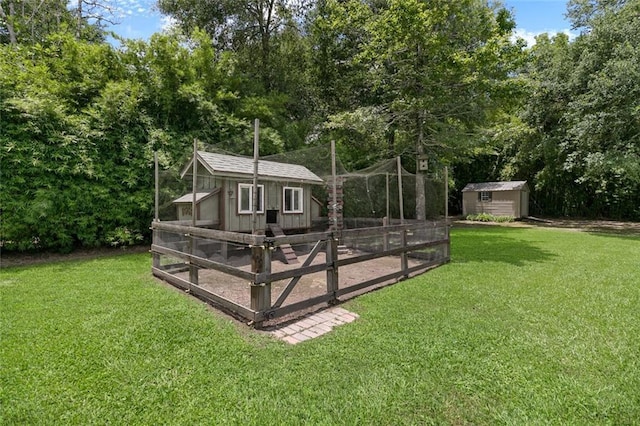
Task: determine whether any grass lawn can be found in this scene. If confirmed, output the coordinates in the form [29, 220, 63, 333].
[1, 226, 639, 424]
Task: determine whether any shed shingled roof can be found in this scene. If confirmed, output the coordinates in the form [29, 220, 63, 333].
[172, 188, 220, 204]
[462, 181, 528, 192]
[181, 151, 323, 184]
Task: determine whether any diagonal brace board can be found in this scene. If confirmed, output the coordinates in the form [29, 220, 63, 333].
[272, 239, 325, 308]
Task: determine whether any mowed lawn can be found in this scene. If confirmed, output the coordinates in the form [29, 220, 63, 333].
[1, 226, 639, 424]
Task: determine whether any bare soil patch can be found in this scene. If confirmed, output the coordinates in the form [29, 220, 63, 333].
[453, 217, 640, 236]
[1, 245, 150, 269]
[181, 249, 426, 312]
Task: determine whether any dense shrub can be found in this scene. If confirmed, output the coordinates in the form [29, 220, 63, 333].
[466, 213, 515, 223]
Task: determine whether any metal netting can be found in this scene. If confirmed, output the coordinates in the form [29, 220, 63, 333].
[151, 140, 450, 323]
[155, 141, 447, 231]
[264, 144, 447, 229]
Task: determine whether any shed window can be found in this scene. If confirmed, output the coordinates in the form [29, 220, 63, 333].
[283, 187, 303, 213]
[479, 191, 492, 202]
[238, 183, 264, 214]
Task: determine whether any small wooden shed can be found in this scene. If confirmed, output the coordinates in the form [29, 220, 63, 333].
[462, 181, 529, 218]
[173, 151, 324, 232]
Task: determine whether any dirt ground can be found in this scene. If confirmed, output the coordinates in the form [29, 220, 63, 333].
[0, 245, 150, 268]
[452, 216, 640, 236]
[180, 249, 429, 312]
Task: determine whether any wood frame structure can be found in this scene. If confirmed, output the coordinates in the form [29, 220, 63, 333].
[151, 220, 449, 326]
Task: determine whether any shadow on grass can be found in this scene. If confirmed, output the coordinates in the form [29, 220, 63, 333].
[586, 230, 640, 241]
[451, 226, 556, 267]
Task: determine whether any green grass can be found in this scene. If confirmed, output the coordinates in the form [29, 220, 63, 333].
[2, 227, 639, 424]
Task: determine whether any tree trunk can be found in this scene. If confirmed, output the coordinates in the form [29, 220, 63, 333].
[258, 0, 274, 90]
[0, 1, 18, 45]
[76, 0, 82, 39]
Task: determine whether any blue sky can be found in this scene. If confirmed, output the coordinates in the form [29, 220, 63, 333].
[107, 0, 576, 47]
[504, 0, 577, 45]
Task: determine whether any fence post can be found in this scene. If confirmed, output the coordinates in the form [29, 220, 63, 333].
[401, 227, 409, 279]
[188, 139, 199, 288]
[326, 234, 339, 303]
[189, 233, 199, 287]
[154, 151, 159, 222]
[251, 244, 271, 325]
[445, 224, 451, 263]
[152, 227, 160, 269]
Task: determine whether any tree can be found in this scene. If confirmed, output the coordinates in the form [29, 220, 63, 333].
[0, 1, 17, 44]
[158, 0, 306, 91]
[567, 0, 628, 29]
[306, 0, 375, 115]
[71, 0, 119, 39]
[0, 0, 106, 45]
[358, 0, 523, 219]
[504, 0, 640, 219]
[0, 27, 287, 252]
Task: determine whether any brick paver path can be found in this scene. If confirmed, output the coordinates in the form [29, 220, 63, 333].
[270, 307, 359, 344]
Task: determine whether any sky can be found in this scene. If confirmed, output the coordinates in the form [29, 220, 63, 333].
[503, 0, 577, 45]
[106, 0, 576, 47]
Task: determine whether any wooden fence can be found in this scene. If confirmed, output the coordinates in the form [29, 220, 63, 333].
[151, 221, 449, 325]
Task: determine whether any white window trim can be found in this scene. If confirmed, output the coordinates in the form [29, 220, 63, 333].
[283, 186, 304, 214]
[480, 191, 492, 202]
[238, 183, 264, 214]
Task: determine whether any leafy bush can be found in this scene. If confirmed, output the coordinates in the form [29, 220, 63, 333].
[105, 227, 145, 248]
[466, 213, 515, 223]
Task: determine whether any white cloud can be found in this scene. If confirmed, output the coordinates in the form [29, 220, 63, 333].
[115, 0, 154, 17]
[512, 28, 579, 46]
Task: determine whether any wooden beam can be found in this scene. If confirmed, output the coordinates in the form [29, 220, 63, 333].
[445, 166, 449, 223]
[152, 267, 256, 320]
[152, 221, 265, 245]
[335, 239, 449, 267]
[151, 244, 256, 281]
[335, 259, 444, 298]
[401, 229, 409, 279]
[265, 230, 332, 246]
[256, 293, 335, 322]
[331, 140, 338, 231]
[326, 235, 339, 301]
[250, 244, 271, 318]
[152, 220, 444, 246]
[258, 263, 328, 284]
[252, 119, 259, 234]
[397, 156, 404, 224]
[154, 151, 159, 222]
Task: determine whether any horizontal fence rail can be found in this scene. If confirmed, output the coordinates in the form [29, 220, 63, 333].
[151, 220, 450, 325]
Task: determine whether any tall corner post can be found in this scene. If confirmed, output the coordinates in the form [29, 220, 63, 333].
[444, 166, 449, 224]
[397, 156, 408, 277]
[444, 166, 450, 262]
[252, 119, 260, 235]
[326, 234, 339, 304]
[154, 151, 159, 223]
[330, 139, 341, 240]
[152, 151, 160, 269]
[251, 243, 272, 326]
[189, 139, 199, 286]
